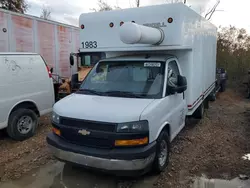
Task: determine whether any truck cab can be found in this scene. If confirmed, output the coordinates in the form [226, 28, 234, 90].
[47, 3, 217, 174]
[47, 54, 187, 174]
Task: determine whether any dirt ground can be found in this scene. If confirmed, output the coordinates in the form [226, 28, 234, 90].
[0, 116, 54, 181]
[1, 89, 250, 188]
[155, 89, 250, 187]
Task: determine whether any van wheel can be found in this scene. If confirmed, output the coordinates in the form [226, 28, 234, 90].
[193, 102, 204, 119]
[152, 131, 170, 174]
[7, 108, 38, 141]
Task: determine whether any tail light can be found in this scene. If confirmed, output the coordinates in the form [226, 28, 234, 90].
[46, 65, 52, 78]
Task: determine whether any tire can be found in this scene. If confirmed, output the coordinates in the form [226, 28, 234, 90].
[220, 81, 226, 92]
[204, 99, 209, 109]
[152, 131, 170, 174]
[193, 102, 204, 119]
[210, 92, 216, 102]
[7, 108, 38, 141]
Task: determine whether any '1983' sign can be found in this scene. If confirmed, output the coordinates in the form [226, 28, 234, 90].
[82, 41, 98, 48]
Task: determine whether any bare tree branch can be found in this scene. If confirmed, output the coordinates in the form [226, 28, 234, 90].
[135, 0, 140, 7]
[91, 0, 120, 12]
[205, 0, 220, 20]
[40, 5, 51, 20]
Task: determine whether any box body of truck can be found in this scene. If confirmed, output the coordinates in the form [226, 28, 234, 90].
[78, 3, 217, 115]
[47, 3, 217, 175]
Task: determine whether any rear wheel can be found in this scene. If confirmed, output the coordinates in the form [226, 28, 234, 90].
[7, 108, 38, 141]
[209, 91, 216, 102]
[152, 130, 170, 174]
[220, 81, 226, 92]
[204, 98, 209, 109]
[193, 102, 204, 119]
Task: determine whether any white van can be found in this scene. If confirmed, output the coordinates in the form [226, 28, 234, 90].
[0, 53, 55, 141]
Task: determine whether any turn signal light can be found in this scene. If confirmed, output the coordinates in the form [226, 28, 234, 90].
[52, 127, 61, 136]
[115, 137, 148, 146]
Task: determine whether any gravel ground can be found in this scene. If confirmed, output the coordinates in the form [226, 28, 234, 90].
[0, 89, 250, 188]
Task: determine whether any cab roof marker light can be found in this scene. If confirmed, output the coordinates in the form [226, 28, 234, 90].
[168, 17, 173, 23]
[109, 22, 114, 28]
[119, 22, 164, 45]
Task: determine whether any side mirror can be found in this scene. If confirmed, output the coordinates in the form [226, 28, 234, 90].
[50, 67, 53, 73]
[70, 54, 74, 66]
[169, 75, 187, 94]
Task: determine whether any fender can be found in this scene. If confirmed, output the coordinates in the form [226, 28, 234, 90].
[155, 121, 171, 141]
[7, 99, 40, 123]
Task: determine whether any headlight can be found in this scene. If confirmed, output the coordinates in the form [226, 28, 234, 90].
[117, 120, 149, 133]
[52, 111, 60, 124]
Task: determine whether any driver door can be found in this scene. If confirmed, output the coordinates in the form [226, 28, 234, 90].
[164, 59, 186, 140]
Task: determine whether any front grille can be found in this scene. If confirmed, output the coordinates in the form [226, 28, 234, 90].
[60, 117, 116, 132]
[59, 117, 116, 148]
[61, 130, 113, 148]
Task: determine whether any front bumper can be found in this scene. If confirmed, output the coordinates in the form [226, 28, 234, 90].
[47, 133, 156, 171]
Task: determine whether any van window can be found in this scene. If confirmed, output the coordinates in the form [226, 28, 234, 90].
[79, 61, 165, 99]
[79, 53, 106, 67]
[167, 60, 180, 87]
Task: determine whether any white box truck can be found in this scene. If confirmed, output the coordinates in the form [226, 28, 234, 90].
[47, 3, 217, 175]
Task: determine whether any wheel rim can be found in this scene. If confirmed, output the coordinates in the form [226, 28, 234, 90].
[17, 116, 33, 134]
[158, 140, 168, 167]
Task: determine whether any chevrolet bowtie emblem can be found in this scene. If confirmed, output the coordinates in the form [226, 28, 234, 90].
[78, 129, 90, 136]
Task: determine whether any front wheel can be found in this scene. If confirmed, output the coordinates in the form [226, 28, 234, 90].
[7, 108, 38, 141]
[152, 131, 170, 174]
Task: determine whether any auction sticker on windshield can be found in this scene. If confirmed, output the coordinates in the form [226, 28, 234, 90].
[144, 62, 161, 67]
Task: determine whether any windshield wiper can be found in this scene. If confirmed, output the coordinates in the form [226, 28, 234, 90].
[78, 89, 103, 96]
[104, 91, 142, 98]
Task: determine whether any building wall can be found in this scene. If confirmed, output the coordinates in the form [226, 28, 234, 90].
[0, 9, 80, 78]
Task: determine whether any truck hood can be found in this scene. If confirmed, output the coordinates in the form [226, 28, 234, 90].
[53, 93, 155, 123]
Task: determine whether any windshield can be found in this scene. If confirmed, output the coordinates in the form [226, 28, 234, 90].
[78, 60, 165, 99]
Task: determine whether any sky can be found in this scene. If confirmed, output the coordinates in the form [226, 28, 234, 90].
[26, 0, 247, 30]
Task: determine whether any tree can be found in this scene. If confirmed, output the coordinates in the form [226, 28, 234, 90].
[91, 0, 120, 12]
[135, 0, 140, 7]
[40, 5, 51, 20]
[0, 0, 28, 13]
[217, 26, 250, 84]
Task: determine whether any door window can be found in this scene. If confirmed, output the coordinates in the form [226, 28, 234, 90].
[167, 60, 180, 87]
[166, 60, 180, 95]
